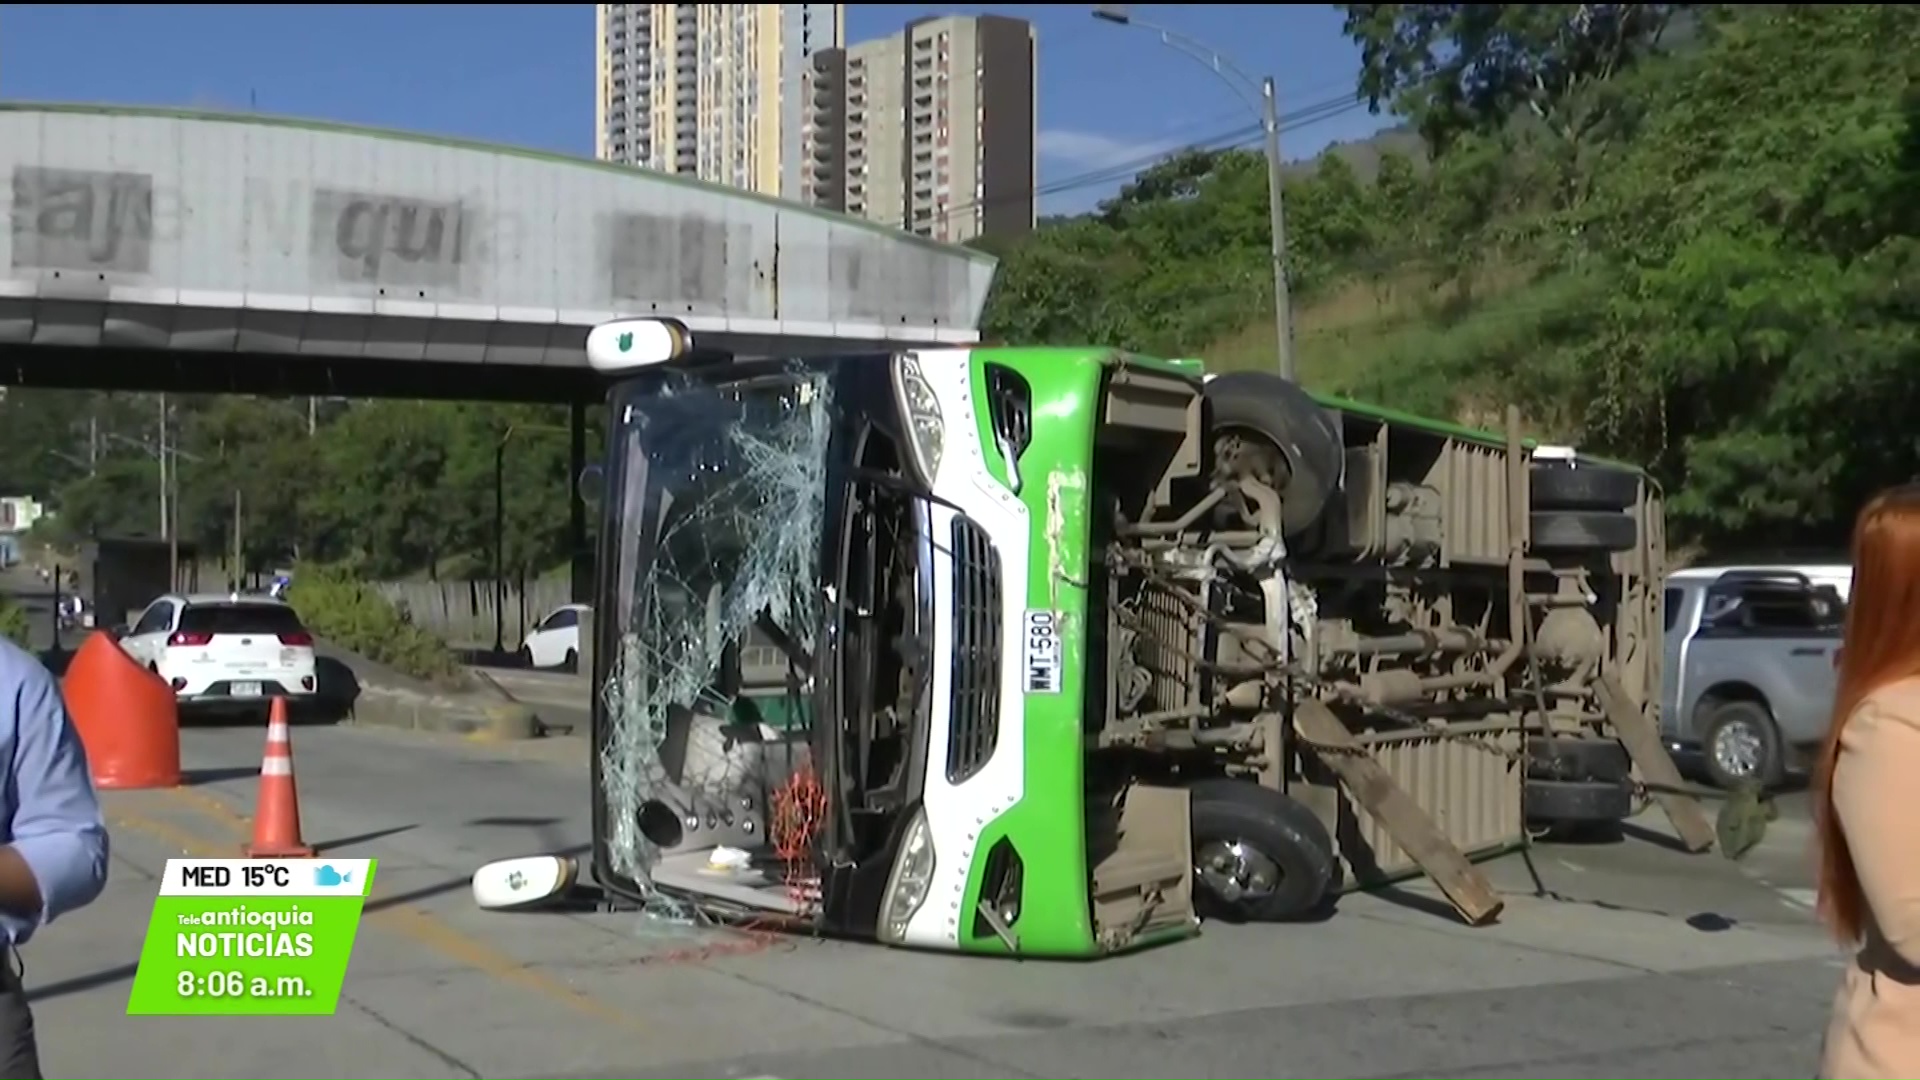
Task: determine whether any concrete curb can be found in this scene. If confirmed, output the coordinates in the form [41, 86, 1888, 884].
[346, 683, 544, 740]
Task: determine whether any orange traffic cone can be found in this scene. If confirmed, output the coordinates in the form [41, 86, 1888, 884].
[245, 699, 313, 858]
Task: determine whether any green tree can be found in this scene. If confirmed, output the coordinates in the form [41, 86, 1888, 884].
[174, 397, 318, 569]
[1339, 3, 1696, 152]
[1541, 4, 1920, 544]
[0, 390, 105, 499]
[1285, 155, 1380, 290]
[50, 457, 165, 544]
[305, 401, 464, 576]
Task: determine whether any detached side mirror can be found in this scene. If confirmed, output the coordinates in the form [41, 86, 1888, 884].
[577, 463, 605, 507]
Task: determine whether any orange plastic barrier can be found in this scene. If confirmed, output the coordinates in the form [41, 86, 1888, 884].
[60, 631, 182, 790]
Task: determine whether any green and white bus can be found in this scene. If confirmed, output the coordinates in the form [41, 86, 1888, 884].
[583, 319, 1667, 958]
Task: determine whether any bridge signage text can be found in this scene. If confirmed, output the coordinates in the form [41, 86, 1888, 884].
[9, 165, 154, 275]
[310, 187, 471, 292]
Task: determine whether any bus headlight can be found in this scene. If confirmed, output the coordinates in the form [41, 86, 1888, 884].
[893, 354, 945, 485]
[876, 805, 938, 944]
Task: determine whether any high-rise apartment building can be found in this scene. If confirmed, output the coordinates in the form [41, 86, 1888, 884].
[804, 15, 1036, 244]
[596, 4, 844, 199]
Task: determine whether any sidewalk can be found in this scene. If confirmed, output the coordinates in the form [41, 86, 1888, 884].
[32, 720, 1842, 1079]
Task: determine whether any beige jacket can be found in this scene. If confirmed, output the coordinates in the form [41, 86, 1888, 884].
[1823, 680, 1920, 1079]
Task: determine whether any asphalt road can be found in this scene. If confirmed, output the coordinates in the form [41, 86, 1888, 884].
[464, 660, 1828, 908]
[41, 717, 1835, 1079]
[10, 565, 1841, 1077]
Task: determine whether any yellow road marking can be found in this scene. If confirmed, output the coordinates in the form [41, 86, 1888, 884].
[108, 813, 227, 859]
[168, 785, 253, 832]
[108, 791, 645, 1033]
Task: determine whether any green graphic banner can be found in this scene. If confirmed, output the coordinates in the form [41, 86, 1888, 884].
[126, 858, 376, 1016]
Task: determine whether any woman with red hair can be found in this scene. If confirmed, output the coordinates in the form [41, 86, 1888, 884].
[1817, 484, 1920, 1078]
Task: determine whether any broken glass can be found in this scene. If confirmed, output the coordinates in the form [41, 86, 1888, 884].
[597, 369, 831, 892]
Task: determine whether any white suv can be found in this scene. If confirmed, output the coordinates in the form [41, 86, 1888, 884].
[118, 594, 318, 714]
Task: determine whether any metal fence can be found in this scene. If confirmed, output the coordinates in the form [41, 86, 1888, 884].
[373, 578, 574, 650]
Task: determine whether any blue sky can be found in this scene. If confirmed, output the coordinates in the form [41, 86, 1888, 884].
[0, 3, 1392, 214]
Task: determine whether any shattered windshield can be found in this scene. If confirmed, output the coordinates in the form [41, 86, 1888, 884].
[598, 368, 832, 889]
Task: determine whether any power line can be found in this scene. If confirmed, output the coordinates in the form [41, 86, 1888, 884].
[873, 93, 1372, 231]
[985, 94, 1364, 218]
[869, 121, 1258, 231]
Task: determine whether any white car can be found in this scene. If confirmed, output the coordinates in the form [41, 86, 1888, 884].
[118, 593, 318, 714]
[520, 603, 588, 669]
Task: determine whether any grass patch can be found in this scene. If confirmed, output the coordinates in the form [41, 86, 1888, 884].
[0, 596, 27, 650]
[285, 563, 466, 687]
[1203, 264, 1598, 438]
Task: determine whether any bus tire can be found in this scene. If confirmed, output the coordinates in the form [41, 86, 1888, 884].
[1524, 779, 1632, 829]
[1529, 463, 1640, 511]
[1188, 779, 1337, 923]
[1204, 373, 1344, 537]
[1525, 735, 1631, 784]
[1529, 510, 1637, 553]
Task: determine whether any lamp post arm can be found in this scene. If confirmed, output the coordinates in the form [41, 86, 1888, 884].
[1126, 16, 1266, 114]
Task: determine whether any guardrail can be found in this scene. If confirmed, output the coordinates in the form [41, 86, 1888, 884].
[372, 578, 573, 649]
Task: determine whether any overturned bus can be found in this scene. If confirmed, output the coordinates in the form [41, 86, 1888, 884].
[583, 318, 1678, 959]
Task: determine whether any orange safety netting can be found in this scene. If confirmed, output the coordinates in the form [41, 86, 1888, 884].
[770, 763, 828, 914]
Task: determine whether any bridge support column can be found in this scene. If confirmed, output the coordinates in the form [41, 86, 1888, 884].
[568, 401, 591, 604]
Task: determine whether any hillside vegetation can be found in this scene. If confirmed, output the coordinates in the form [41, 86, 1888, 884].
[980, 4, 1920, 552]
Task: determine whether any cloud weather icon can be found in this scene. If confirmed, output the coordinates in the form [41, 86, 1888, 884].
[314, 864, 352, 888]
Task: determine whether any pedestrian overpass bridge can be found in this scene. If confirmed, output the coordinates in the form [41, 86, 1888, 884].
[0, 102, 994, 403]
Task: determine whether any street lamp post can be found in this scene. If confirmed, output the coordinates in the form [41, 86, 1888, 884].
[1091, 5, 1295, 382]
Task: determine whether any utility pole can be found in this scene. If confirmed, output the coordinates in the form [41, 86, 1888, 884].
[157, 394, 169, 546]
[307, 397, 317, 437]
[493, 426, 510, 655]
[169, 468, 180, 591]
[1261, 76, 1295, 381]
[87, 413, 99, 476]
[232, 489, 244, 592]
[158, 394, 179, 590]
[1093, 5, 1296, 379]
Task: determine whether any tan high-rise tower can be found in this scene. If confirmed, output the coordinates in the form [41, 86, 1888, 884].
[596, 4, 845, 199]
[802, 14, 1037, 243]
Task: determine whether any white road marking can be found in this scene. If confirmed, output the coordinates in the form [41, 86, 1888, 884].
[1777, 886, 1819, 910]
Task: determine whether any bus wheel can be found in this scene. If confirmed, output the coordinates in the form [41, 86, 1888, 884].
[1188, 779, 1338, 922]
[1204, 372, 1344, 537]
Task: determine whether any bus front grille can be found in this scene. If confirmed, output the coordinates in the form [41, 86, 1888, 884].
[947, 515, 1003, 784]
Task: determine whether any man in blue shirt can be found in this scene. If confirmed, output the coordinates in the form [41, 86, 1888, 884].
[0, 638, 109, 1079]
